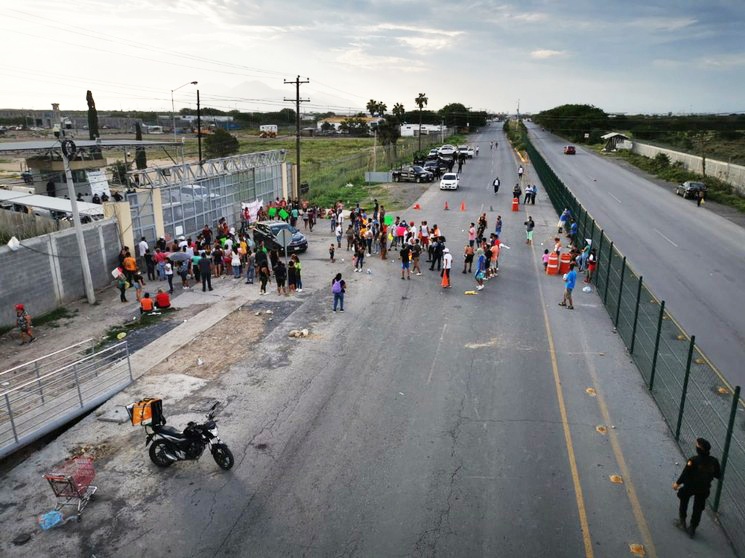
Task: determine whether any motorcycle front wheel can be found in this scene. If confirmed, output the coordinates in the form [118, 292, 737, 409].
[149, 440, 175, 467]
[212, 444, 234, 470]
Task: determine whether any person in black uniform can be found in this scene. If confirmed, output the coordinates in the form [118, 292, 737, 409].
[673, 437, 721, 538]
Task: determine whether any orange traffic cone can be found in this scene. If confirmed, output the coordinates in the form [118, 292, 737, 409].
[444, 201, 449, 211]
[441, 271, 449, 288]
[460, 201, 466, 212]
[413, 203, 421, 210]
[511, 197, 519, 212]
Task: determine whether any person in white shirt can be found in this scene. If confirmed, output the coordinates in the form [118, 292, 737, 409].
[442, 247, 453, 288]
[138, 236, 149, 268]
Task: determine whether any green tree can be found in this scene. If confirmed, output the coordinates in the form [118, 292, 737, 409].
[439, 103, 469, 128]
[377, 115, 401, 165]
[392, 103, 405, 123]
[86, 90, 99, 140]
[532, 104, 609, 142]
[415, 93, 428, 151]
[339, 117, 369, 136]
[134, 122, 147, 170]
[204, 128, 240, 158]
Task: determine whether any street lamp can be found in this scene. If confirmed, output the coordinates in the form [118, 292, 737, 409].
[171, 81, 197, 143]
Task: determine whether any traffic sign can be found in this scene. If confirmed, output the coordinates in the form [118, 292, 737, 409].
[277, 228, 292, 249]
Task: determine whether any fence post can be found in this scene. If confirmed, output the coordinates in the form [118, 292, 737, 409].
[630, 276, 643, 355]
[604, 242, 614, 305]
[589, 218, 595, 247]
[649, 301, 666, 390]
[614, 256, 627, 328]
[73, 364, 84, 408]
[126, 343, 133, 381]
[675, 336, 696, 441]
[34, 361, 45, 404]
[713, 385, 741, 512]
[4, 393, 19, 443]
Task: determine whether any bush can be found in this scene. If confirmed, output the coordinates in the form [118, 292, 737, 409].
[654, 153, 671, 169]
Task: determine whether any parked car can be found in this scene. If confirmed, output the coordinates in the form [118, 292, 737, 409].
[675, 181, 707, 199]
[252, 221, 308, 253]
[438, 144, 456, 157]
[423, 158, 450, 177]
[439, 172, 460, 191]
[392, 165, 434, 183]
[563, 145, 576, 155]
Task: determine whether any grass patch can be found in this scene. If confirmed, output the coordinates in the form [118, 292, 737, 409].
[102, 308, 177, 342]
[607, 150, 745, 213]
[34, 307, 77, 328]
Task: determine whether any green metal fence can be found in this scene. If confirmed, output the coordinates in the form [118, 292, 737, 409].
[526, 137, 745, 555]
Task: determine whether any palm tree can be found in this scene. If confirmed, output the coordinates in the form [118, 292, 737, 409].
[392, 103, 405, 123]
[415, 93, 428, 151]
[366, 99, 379, 117]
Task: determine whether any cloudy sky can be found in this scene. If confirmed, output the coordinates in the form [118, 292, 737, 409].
[1, 0, 743, 116]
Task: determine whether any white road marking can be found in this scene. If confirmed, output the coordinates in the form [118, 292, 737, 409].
[608, 192, 622, 204]
[654, 228, 678, 248]
[427, 323, 448, 385]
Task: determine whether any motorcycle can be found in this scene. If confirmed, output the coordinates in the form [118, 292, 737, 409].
[145, 402, 234, 470]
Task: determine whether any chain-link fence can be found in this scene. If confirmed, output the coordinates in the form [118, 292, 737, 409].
[526, 137, 745, 555]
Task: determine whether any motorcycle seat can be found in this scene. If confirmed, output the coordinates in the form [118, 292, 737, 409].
[155, 425, 187, 439]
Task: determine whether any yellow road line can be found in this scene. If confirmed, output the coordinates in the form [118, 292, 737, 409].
[531, 234, 594, 558]
[581, 346, 657, 557]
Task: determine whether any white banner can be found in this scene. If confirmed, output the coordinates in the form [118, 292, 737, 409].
[241, 199, 263, 223]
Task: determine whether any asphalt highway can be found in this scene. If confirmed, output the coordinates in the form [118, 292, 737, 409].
[526, 124, 745, 390]
[7, 125, 735, 558]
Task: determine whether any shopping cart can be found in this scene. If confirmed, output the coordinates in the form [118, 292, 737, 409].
[43, 456, 97, 521]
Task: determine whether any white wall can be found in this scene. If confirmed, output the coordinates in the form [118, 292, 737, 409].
[632, 142, 745, 194]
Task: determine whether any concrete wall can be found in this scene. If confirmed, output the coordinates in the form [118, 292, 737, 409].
[632, 142, 745, 194]
[0, 219, 120, 328]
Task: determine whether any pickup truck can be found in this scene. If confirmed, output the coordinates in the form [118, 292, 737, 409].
[392, 165, 434, 183]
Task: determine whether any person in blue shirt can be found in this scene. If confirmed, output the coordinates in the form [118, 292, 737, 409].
[559, 262, 577, 309]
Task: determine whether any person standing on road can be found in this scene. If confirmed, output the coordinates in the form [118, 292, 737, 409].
[493, 177, 500, 194]
[430, 237, 443, 271]
[673, 437, 720, 538]
[495, 215, 503, 238]
[274, 259, 288, 295]
[468, 223, 476, 247]
[559, 263, 577, 309]
[198, 251, 213, 291]
[258, 263, 270, 295]
[518, 166, 524, 180]
[513, 183, 522, 202]
[332, 273, 345, 312]
[696, 190, 705, 207]
[441, 247, 453, 288]
[462, 244, 474, 273]
[411, 239, 422, 276]
[15, 304, 36, 345]
[400, 243, 411, 280]
[523, 185, 532, 205]
[475, 247, 487, 291]
[524, 216, 535, 245]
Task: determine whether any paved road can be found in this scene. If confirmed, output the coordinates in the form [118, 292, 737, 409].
[1, 125, 736, 558]
[527, 124, 745, 389]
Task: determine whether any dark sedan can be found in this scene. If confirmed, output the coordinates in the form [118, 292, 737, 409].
[252, 221, 308, 253]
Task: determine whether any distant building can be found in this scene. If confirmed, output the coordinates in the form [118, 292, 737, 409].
[601, 132, 631, 151]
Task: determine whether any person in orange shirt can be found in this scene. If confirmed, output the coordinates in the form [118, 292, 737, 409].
[122, 251, 138, 283]
[139, 293, 154, 314]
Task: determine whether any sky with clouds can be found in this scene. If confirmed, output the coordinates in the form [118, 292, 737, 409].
[0, 0, 743, 116]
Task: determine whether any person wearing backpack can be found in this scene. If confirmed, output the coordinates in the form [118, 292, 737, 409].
[331, 273, 345, 312]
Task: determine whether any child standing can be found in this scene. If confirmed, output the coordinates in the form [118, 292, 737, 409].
[542, 249, 550, 271]
[329, 243, 336, 263]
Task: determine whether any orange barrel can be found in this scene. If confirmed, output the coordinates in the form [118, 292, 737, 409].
[546, 253, 559, 275]
[559, 252, 572, 274]
[511, 197, 519, 212]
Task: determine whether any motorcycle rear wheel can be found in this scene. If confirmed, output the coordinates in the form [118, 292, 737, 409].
[212, 444, 234, 470]
[149, 440, 175, 467]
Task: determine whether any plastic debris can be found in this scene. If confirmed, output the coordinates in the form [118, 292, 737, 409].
[582, 286, 592, 293]
[196, 357, 204, 366]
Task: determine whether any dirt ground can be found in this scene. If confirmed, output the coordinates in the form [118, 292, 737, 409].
[371, 181, 430, 211]
[147, 306, 266, 380]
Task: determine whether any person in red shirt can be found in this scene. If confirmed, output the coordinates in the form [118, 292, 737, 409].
[154, 288, 171, 309]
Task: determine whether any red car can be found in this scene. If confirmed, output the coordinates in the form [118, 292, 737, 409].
[563, 145, 576, 155]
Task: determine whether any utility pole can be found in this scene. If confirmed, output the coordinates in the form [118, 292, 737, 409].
[60, 139, 96, 304]
[196, 89, 202, 169]
[284, 75, 309, 198]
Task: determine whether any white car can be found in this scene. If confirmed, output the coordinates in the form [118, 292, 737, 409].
[438, 144, 456, 157]
[439, 172, 460, 190]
